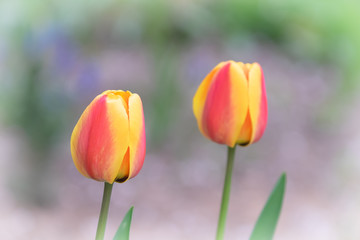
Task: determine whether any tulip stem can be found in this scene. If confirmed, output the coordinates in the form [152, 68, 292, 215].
[216, 146, 236, 240]
[96, 182, 113, 240]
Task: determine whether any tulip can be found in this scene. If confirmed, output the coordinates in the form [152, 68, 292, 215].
[193, 61, 267, 147]
[71, 90, 146, 184]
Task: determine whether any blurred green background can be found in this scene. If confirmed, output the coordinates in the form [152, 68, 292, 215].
[1, 0, 360, 239]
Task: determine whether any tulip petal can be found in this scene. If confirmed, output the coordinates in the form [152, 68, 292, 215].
[128, 94, 146, 180]
[71, 96, 103, 180]
[236, 110, 252, 145]
[235, 62, 253, 145]
[248, 63, 267, 143]
[193, 62, 227, 136]
[116, 93, 146, 182]
[200, 61, 249, 147]
[116, 147, 130, 182]
[106, 91, 131, 183]
[71, 92, 129, 183]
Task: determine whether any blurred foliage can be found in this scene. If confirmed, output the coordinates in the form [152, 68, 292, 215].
[11, 53, 70, 151]
[0, 0, 359, 204]
[2, 0, 360, 124]
[209, 0, 360, 97]
[148, 48, 181, 146]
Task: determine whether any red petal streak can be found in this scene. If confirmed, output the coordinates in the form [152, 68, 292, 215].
[253, 69, 268, 142]
[77, 95, 114, 181]
[202, 63, 233, 145]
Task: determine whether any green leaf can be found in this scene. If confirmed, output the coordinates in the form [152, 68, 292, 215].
[113, 206, 134, 240]
[250, 173, 286, 240]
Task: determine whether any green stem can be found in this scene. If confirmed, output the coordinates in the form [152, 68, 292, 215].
[216, 146, 236, 240]
[96, 182, 114, 240]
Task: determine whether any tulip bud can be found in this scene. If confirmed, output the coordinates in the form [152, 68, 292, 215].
[193, 61, 267, 147]
[71, 90, 146, 184]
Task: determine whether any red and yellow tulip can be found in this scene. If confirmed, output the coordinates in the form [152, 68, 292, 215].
[71, 90, 146, 184]
[193, 61, 267, 147]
